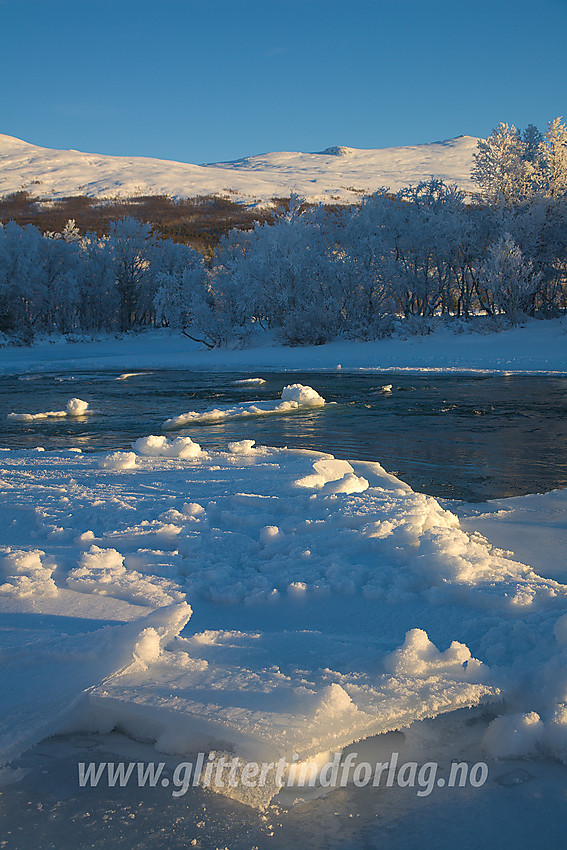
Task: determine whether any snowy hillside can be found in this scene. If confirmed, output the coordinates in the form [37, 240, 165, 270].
[0, 132, 478, 204]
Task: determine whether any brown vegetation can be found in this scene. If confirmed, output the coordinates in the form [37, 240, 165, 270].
[0, 191, 294, 252]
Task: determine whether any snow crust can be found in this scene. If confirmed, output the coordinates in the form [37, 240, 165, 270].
[1, 433, 566, 806]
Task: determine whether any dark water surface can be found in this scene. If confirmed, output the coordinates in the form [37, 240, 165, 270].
[1, 369, 566, 501]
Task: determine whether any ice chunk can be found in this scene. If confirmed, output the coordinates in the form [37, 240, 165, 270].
[313, 458, 354, 480]
[483, 712, 545, 759]
[116, 372, 153, 380]
[0, 602, 191, 767]
[67, 545, 183, 607]
[228, 439, 257, 454]
[7, 397, 90, 422]
[85, 623, 497, 807]
[0, 548, 57, 597]
[2, 435, 565, 804]
[132, 435, 202, 459]
[294, 457, 356, 489]
[315, 683, 357, 719]
[99, 451, 137, 470]
[321, 472, 369, 495]
[162, 384, 325, 430]
[260, 525, 282, 543]
[280, 384, 325, 406]
[65, 398, 90, 416]
[384, 629, 487, 681]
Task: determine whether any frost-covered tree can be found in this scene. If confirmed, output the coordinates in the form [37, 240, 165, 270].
[522, 124, 544, 163]
[1, 171, 567, 342]
[108, 217, 160, 330]
[75, 234, 119, 331]
[209, 199, 344, 345]
[479, 234, 541, 322]
[44, 218, 82, 243]
[387, 181, 468, 318]
[0, 223, 45, 336]
[472, 123, 535, 204]
[337, 191, 397, 336]
[539, 117, 567, 198]
[154, 252, 206, 333]
[39, 232, 79, 332]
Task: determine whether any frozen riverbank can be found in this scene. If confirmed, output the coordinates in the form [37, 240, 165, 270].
[1, 318, 567, 376]
[1, 426, 566, 814]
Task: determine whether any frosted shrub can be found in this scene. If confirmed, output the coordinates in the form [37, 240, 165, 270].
[480, 234, 541, 324]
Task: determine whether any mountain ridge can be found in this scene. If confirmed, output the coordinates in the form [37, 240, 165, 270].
[0, 132, 479, 205]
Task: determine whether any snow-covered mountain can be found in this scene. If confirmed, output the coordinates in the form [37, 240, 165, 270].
[0, 132, 478, 205]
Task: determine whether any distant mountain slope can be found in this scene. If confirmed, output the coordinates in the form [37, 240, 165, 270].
[0, 133, 478, 204]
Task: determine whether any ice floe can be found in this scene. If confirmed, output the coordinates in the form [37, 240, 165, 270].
[162, 383, 325, 429]
[7, 397, 90, 422]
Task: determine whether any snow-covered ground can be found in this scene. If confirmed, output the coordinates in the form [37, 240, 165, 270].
[1, 390, 567, 811]
[0, 132, 477, 204]
[458, 489, 567, 584]
[1, 318, 566, 377]
[1, 368, 567, 845]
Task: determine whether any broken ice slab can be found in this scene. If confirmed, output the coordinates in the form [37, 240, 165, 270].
[82, 627, 499, 807]
[0, 603, 191, 768]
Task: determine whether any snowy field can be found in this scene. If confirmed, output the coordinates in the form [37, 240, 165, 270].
[1, 318, 567, 378]
[0, 372, 566, 846]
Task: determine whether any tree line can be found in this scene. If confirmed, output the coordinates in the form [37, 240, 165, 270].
[1, 118, 566, 346]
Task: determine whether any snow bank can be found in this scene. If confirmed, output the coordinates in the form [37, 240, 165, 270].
[7, 397, 90, 422]
[162, 384, 325, 429]
[2, 319, 566, 377]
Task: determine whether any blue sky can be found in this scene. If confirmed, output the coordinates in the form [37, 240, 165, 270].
[1, 0, 565, 163]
